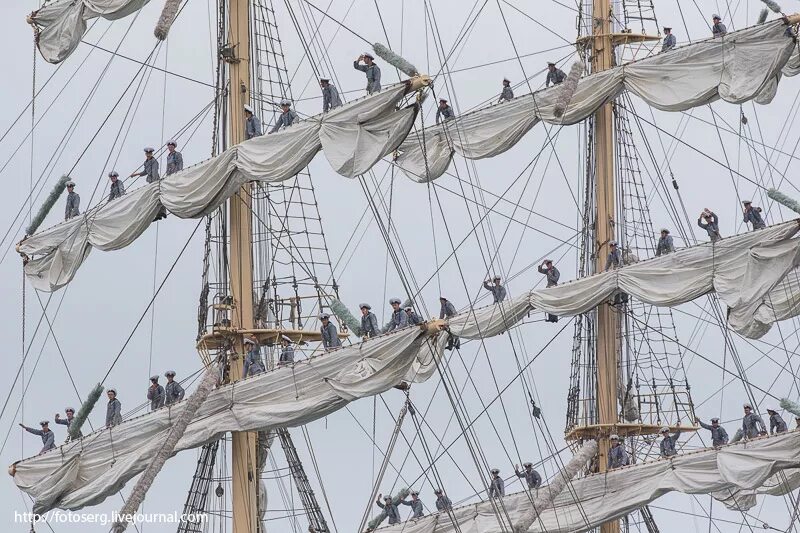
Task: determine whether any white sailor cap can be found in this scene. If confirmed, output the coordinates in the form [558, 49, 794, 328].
[108, 171, 119, 177]
[503, 78, 510, 83]
[490, 468, 500, 474]
[244, 337, 256, 345]
[523, 461, 533, 467]
[389, 297, 402, 305]
[493, 275, 501, 280]
[319, 78, 330, 83]
[410, 490, 419, 496]
[660, 228, 670, 233]
[433, 488, 443, 494]
[66, 181, 76, 187]
[609, 434, 620, 440]
[281, 334, 292, 343]
[743, 403, 753, 409]
[439, 98, 448, 104]
[363, 52, 375, 59]
[319, 312, 331, 320]
[167, 140, 177, 146]
[165, 370, 176, 377]
[660, 426, 670, 433]
[39, 420, 49, 426]
[280, 99, 291, 106]
[383, 494, 392, 500]
[144, 147, 154, 153]
[710, 417, 720, 423]
[150, 375, 159, 381]
[108, 388, 117, 394]
[766, 405, 777, 413]
[359, 303, 372, 310]
[547, 61, 556, 66]
[404, 306, 413, 311]
[65, 407, 75, 413]
[439, 295, 447, 300]
[544, 258, 553, 263]
[244, 104, 254, 113]
[742, 199, 752, 204]
[609, 240, 618, 246]
[712, 14, 722, 20]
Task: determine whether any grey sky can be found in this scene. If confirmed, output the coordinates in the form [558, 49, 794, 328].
[1, 0, 799, 531]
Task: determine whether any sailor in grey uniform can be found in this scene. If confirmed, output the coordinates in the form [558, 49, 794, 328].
[538, 260, 560, 322]
[108, 172, 125, 201]
[607, 435, 630, 469]
[147, 375, 165, 411]
[766, 406, 788, 434]
[354, 53, 381, 94]
[279, 334, 295, 365]
[661, 27, 676, 52]
[320, 313, 341, 351]
[166, 140, 183, 176]
[405, 306, 423, 325]
[375, 494, 402, 525]
[698, 209, 721, 242]
[359, 303, 380, 338]
[164, 370, 185, 405]
[440, 296, 460, 350]
[385, 298, 409, 332]
[742, 200, 766, 230]
[515, 462, 543, 488]
[436, 99, 454, 124]
[244, 104, 262, 139]
[55, 407, 81, 441]
[712, 14, 727, 37]
[742, 403, 767, 438]
[483, 276, 507, 303]
[400, 491, 424, 518]
[696, 417, 729, 446]
[488, 468, 505, 498]
[243, 337, 266, 376]
[65, 181, 80, 220]
[269, 100, 298, 134]
[499, 78, 514, 103]
[655, 228, 675, 256]
[130, 147, 161, 183]
[320, 78, 342, 112]
[659, 426, 681, 458]
[434, 489, 452, 511]
[545, 62, 566, 87]
[19, 421, 56, 454]
[605, 240, 622, 271]
[106, 389, 122, 428]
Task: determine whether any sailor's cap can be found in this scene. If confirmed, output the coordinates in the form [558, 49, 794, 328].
[766, 405, 777, 412]
[281, 334, 292, 343]
[319, 312, 331, 320]
[319, 78, 330, 83]
[404, 306, 413, 311]
[383, 494, 392, 500]
[144, 147, 154, 153]
[660, 228, 670, 233]
[663, 27, 672, 31]
[544, 258, 553, 263]
[439, 98, 448, 103]
[609, 434, 620, 440]
[359, 303, 372, 310]
[742, 199, 752, 204]
[108, 171, 119, 177]
[150, 375, 159, 381]
[710, 417, 720, 423]
[712, 14, 721, 20]
[243, 337, 256, 345]
[547, 62, 556, 66]
[244, 104, 254, 113]
[39, 420, 49, 426]
[490, 468, 500, 474]
[363, 52, 375, 59]
[743, 403, 753, 409]
[66, 181, 76, 187]
[389, 297, 402, 305]
[65, 407, 75, 412]
[107, 388, 117, 394]
[439, 296, 447, 300]
[165, 370, 176, 377]
[493, 275, 501, 280]
[660, 426, 670, 433]
[503, 78, 510, 83]
[167, 140, 177, 146]
[433, 488, 443, 494]
[410, 490, 419, 496]
[523, 461, 533, 467]
[280, 99, 291, 106]
[609, 240, 618, 246]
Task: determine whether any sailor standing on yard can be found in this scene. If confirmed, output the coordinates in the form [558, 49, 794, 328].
[108, 171, 125, 201]
[488, 468, 505, 497]
[545, 62, 566, 87]
[608, 435, 630, 468]
[659, 426, 681, 458]
[320, 313, 341, 352]
[741, 403, 767, 438]
[164, 370, 185, 405]
[278, 335, 295, 365]
[405, 306, 422, 325]
[65, 181, 80, 220]
[655, 228, 675, 256]
[661, 27, 676, 52]
[436, 99, 454, 124]
[400, 491, 425, 518]
[19, 421, 56, 454]
[244, 104, 262, 139]
[385, 297, 409, 332]
[106, 389, 122, 428]
[538, 259, 560, 323]
[766, 406, 788, 434]
[695, 416, 729, 447]
[147, 375, 165, 410]
[375, 494, 403, 525]
[515, 462, 543, 488]
[354, 53, 381, 94]
[712, 14, 727, 37]
[243, 337, 266, 376]
[359, 303, 380, 338]
[742, 200, 766, 230]
[698, 209, 721, 242]
[605, 241, 622, 271]
[440, 296, 460, 351]
[320, 79, 342, 112]
[131, 147, 160, 183]
[483, 275, 507, 303]
[269, 100, 298, 134]
[55, 407, 81, 441]
[434, 489, 452, 511]
[165, 140, 183, 175]
[499, 78, 514, 103]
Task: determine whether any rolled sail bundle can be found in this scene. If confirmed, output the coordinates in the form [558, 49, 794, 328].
[396, 18, 799, 183]
[19, 82, 423, 292]
[377, 431, 800, 533]
[11, 326, 443, 513]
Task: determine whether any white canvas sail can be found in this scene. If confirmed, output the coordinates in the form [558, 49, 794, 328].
[396, 20, 798, 183]
[448, 221, 800, 340]
[375, 431, 800, 533]
[11, 326, 443, 513]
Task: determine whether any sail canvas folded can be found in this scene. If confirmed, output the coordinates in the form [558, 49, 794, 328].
[19, 85, 416, 291]
[12, 326, 442, 513]
[396, 20, 798, 183]
[449, 221, 800, 340]
[376, 431, 800, 533]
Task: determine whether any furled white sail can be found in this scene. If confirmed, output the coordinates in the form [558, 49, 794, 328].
[19, 84, 418, 292]
[448, 221, 800, 340]
[396, 20, 798, 183]
[29, 0, 152, 64]
[11, 326, 442, 513]
[376, 431, 800, 533]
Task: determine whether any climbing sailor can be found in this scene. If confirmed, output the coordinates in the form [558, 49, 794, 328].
[130, 147, 161, 183]
[354, 52, 381, 94]
[696, 416, 729, 447]
[499, 78, 514, 103]
[796, 416, 800, 430]
[385, 297, 409, 332]
[659, 426, 681, 458]
[515, 462, 543, 488]
[55, 407, 81, 441]
[106, 389, 122, 428]
[742, 403, 768, 438]
[608, 435, 631, 469]
[243, 336, 266, 376]
[320, 313, 341, 352]
[483, 275, 507, 303]
[375, 494, 402, 525]
[605, 240, 622, 271]
[436, 98, 454, 124]
[164, 370, 185, 405]
[538, 259, 560, 322]
[400, 490, 425, 518]
[698, 209, 721, 242]
[320, 78, 342, 112]
[767, 406, 788, 434]
[65, 181, 80, 220]
[405, 306, 423, 325]
[269, 100, 298, 134]
[147, 375, 165, 411]
[655, 228, 675, 256]
[545, 62, 566, 87]
[712, 14, 727, 37]
[244, 104, 262, 139]
[434, 489, 452, 511]
[489, 468, 505, 498]
[742, 200, 766, 230]
[278, 334, 295, 365]
[19, 421, 56, 454]
[108, 171, 125, 201]
[661, 27, 676, 52]
[440, 296, 460, 351]
[359, 303, 380, 338]
[165, 140, 183, 176]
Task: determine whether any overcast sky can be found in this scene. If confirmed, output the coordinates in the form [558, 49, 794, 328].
[2, 1, 800, 532]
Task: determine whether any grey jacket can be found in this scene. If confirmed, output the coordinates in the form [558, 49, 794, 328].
[698, 212, 721, 241]
[269, 109, 299, 134]
[279, 345, 295, 364]
[659, 431, 681, 457]
[406, 311, 423, 325]
[321, 322, 341, 350]
[435, 495, 452, 511]
[546, 68, 566, 87]
[25, 427, 56, 453]
[246, 115, 262, 139]
[65, 191, 80, 219]
[165, 380, 185, 405]
[360, 311, 380, 337]
[488, 476, 505, 497]
[661, 33, 676, 52]
[385, 308, 409, 332]
[147, 384, 165, 410]
[742, 412, 767, 438]
[743, 207, 765, 229]
[143, 157, 160, 183]
[439, 300, 457, 319]
[166, 151, 183, 175]
[322, 84, 342, 112]
[698, 420, 729, 446]
[243, 346, 266, 376]
[499, 86, 514, 103]
[436, 105, 454, 124]
[516, 468, 542, 488]
[354, 61, 381, 93]
[376, 499, 401, 524]
[770, 412, 788, 434]
[712, 22, 727, 37]
[106, 398, 122, 427]
[483, 281, 507, 303]
[538, 265, 560, 287]
[608, 444, 630, 469]
[400, 498, 424, 518]
[656, 235, 674, 256]
[605, 249, 622, 271]
[108, 180, 125, 202]
[55, 416, 82, 439]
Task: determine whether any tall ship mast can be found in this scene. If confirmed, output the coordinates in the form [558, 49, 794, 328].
[7, 1, 800, 532]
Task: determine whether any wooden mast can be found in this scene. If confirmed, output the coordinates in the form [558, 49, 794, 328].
[591, 2, 619, 533]
[226, 0, 259, 530]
